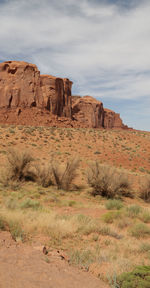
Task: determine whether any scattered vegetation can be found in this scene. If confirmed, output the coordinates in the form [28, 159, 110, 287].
[130, 223, 150, 238]
[117, 266, 150, 288]
[2, 148, 34, 183]
[0, 127, 150, 285]
[52, 158, 79, 191]
[126, 205, 142, 218]
[87, 162, 131, 198]
[102, 211, 122, 224]
[20, 198, 40, 210]
[105, 199, 124, 210]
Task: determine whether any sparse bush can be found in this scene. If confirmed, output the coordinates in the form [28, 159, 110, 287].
[126, 205, 142, 218]
[20, 198, 40, 210]
[139, 176, 150, 202]
[9, 220, 25, 241]
[105, 199, 124, 210]
[69, 245, 102, 269]
[2, 148, 34, 183]
[69, 249, 96, 268]
[117, 266, 150, 288]
[87, 162, 131, 198]
[52, 158, 79, 191]
[130, 223, 150, 238]
[5, 198, 18, 210]
[140, 243, 150, 253]
[139, 210, 150, 223]
[102, 211, 122, 224]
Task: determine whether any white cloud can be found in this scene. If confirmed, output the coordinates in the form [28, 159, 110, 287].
[0, 0, 150, 130]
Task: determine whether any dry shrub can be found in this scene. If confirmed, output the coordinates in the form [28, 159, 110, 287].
[2, 148, 34, 183]
[139, 176, 150, 202]
[52, 158, 79, 191]
[87, 162, 131, 198]
[33, 163, 54, 188]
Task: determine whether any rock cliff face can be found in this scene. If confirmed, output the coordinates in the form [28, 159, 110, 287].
[0, 61, 72, 117]
[40, 75, 72, 117]
[0, 61, 41, 108]
[72, 96, 104, 128]
[72, 96, 125, 129]
[0, 61, 127, 129]
[103, 108, 124, 129]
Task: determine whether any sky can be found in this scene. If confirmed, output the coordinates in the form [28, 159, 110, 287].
[0, 0, 150, 131]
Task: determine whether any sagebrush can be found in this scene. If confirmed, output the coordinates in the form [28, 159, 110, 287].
[87, 162, 131, 198]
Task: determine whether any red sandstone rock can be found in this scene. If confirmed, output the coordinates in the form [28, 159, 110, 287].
[103, 108, 124, 129]
[72, 96, 104, 128]
[72, 96, 125, 129]
[40, 75, 72, 117]
[0, 61, 127, 129]
[0, 61, 41, 108]
[0, 61, 72, 118]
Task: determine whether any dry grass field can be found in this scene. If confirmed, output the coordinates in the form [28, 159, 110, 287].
[0, 124, 150, 287]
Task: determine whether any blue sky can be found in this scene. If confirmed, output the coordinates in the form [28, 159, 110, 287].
[0, 0, 150, 131]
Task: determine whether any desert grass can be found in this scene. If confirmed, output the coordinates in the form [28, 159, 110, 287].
[105, 199, 124, 210]
[0, 127, 150, 284]
[0, 194, 150, 283]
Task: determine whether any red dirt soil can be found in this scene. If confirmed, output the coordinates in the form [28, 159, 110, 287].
[0, 231, 109, 288]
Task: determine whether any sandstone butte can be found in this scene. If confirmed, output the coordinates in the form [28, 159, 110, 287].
[0, 61, 128, 129]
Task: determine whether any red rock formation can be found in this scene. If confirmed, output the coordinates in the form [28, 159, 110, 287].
[72, 96, 126, 129]
[0, 61, 41, 108]
[72, 96, 104, 128]
[40, 75, 72, 117]
[0, 61, 127, 129]
[103, 108, 124, 129]
[0, 61, 72, 118]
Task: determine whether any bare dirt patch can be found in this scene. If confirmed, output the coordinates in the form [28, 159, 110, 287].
[0, 231, 108, 288]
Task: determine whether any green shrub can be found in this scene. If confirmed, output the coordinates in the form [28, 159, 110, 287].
[105, 199, 123, 210]
[102, 211, 122, 224]
[130, 223, 150, 238]
[87, 162, 131, 198]
[126, 205, 142, 218]
[20, 198, 40, 210]
[139, 211, 150, 223]
[117, 266, 150, 288]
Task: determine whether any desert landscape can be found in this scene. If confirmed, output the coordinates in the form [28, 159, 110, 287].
[0, 60, 150, 288]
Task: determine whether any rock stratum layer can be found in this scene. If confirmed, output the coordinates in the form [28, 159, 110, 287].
[0, 61, 127, 129]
